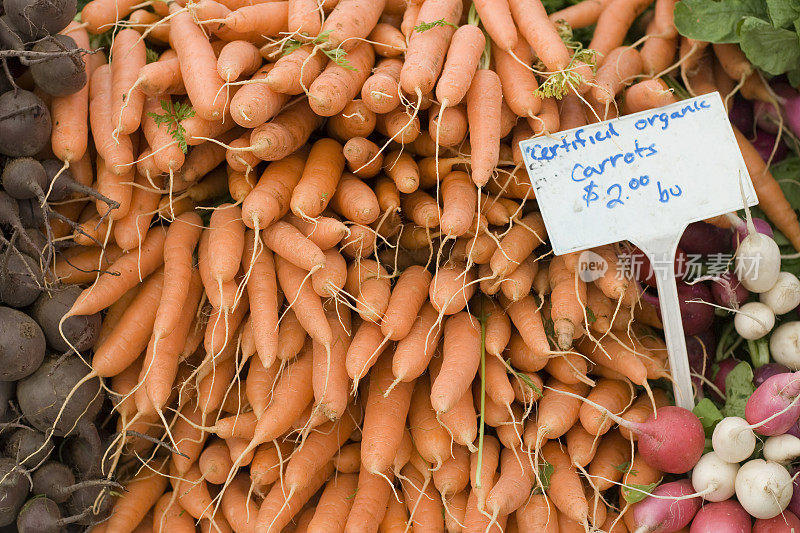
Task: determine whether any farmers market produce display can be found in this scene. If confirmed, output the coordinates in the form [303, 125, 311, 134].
[2, 0, 800, 530]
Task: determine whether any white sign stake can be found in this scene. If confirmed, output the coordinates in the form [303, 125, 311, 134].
[519, 92, 757, 409]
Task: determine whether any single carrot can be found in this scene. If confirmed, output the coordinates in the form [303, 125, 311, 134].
[409, 375, 452, 468]
[369, 22, 406, 57]
[266, 45, 328, 95]
[345, 469, 394, 533]
[249, 99, 323, 161]
[319, 0, 385, 51]
[262, 221, 326, 272]
[436, 24, 485, 109]
[429, 261, 477, 315]
[308, 43, 375, 116]
[589, 0, 654, 63]
[107, 461, 169, 533]
[220, 475, 259, 533]
[400, 0, 462, 95]
[312, 306, 352, 420]
[169, 4, 227, 120]
[90, 66, 134, 176]
[542, 441, 589, 524]
[588, 430, 632, 491]
[291, 137, 345, 218]
[430, 311, 481, 413]
[516, 494, 558, 533]
[111, 29, 147, 136]
[242, 153, 305, 229]
[68, 228, 166, 317]
[509, 0, 570, 72]
[474, 0, 517, 51]
[361, 58, 402, 114]
[623, 78, 678, 113]
[231, 64, 289, 128]
[361, 351, 415, 475]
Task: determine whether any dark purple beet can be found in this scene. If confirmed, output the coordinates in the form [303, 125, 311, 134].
[712, 358, 742, 401]
[733, 217, 774, 248]
[754, 363, 791, 388]
[789, 466, 800, 517]
[710, 272, 750, 309]
[679, 222, 734, 255]
[640, 282, 715, 336]
[729, 97, 753, 133]
[751, 128, 788, 163]
[687, 330, 717, 377]
[785, 92, 800, 139]
[678, 282, 715, 336]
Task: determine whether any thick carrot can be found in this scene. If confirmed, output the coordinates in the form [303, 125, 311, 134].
[327, 99, 377, 141]
[110, 29, 146, 136]
[307, 473, 359, 532]
[440, 170, 478, 237]
[82, 0, 142, 33]
[381, 265, 432, 340]
[641, 19, 678, 76]
[527, 379, 590, 445]
[429, 261, 477, 315]
[287, 0, 321, 34]
[312, 306, 352, 420]
[361, 352, 415, 475]
[345, 321, 386, 385]
[548, 0, 614, 28]
[256, 462, 335, 532]
[361, 58, 402, 114]
[400, 0, 462, 95]
[69, 228, 166, 317]
[436, 24, 485, 108]
[90, 66, 134, 176]
[262, 221, 326, 272]
[588, 430, 631, 491]
[107, 461, 169, 533]
[474, 0, 517, 50]
[345, 469, 394, 533]
[400, 464, 445, 531]
[249, 99, 323, 161]
[92, 269, 164, 377]
[542, 441, 589, 524]
[509, 0, 570, 72]
[266, 45, 328, 95]
[152, 493, 194, 533]
[330, 173, 381, 224]
[169, 4, 227, 121]
[217, 40, 262, 82]
[504, 295, 551, 364]
[369, 22, 406, 57]
[319, 0, 386, 51]
[375, 105, 421, 144]
[623, 78, 678, 113]
[409, 375, 452, 468]
[592, 47, 644, 104]
[343, 136, 383, 178]
[516, 494, 558, 533]
[286, 213, 349, 250]
[566, 425, 600, 467]
[139, 53, 185, 96]
[248, 348, 314, 447]
[220, 475, 259, 533]
[277, 310, 308, 362]
[291, 137, 345, 218]
[490, 212, 547, 278]
[493, 37, 542, 119]
[308, 43, 375, 116]
[51, 22, 90, 163]
[231, 65, 289, 128]
[589, 0, 654, 63]
[242, 153, 305, 229]
[486, 446, 536, 518]
[430, 311, 481, 413]
[580, 378, 634, 435]
[242, 235, 279, 367]
[275, 256, 332, 348]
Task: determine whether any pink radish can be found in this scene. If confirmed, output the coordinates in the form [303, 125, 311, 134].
[689, 500, 750, 533]
[745, 372, 800, 436]
[544, 385, 705, 474]
[753, 510, 800, 532]
[633, 480, 702, 533]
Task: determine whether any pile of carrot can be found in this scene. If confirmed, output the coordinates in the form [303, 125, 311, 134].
[40, 0, 800, 531]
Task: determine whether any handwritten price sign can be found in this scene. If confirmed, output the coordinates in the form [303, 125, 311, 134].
[520, 93, 756, 255]
[520, 93, 757, 408]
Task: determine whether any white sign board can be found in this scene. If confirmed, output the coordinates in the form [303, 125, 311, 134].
[519, 92, 758, 408]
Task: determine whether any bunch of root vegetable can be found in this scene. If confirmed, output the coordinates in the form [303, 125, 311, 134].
[39, 0, 800, 532]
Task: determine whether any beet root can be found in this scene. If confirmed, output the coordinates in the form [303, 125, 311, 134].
[16, 354, 103, 436]
[29, 286, 100, 352]
[0, 306, 45, 380]
[0, 90, 50, 157]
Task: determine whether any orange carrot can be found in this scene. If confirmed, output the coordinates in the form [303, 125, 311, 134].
[107, 461, 168, 533]
[308, 43, 376, 117]
[589, 0, 654, 63]
[90, 66, 134, 176]
[242, 153, 305, 229]
[169, 4, 227, 120]
[509, 0, 570, 72]
[361, 58, 402, 114]
[291, 138, 345, 218]
[400, 0, 462, 95]
[467, 68, 503, 187]
[111, 29, 146, 136]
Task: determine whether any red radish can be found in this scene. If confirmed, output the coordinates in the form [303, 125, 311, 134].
[689, 500, 750, 533]
[754, 510, 800, 532]
[627, 246, 688, 287]
[633, 480, 702, 533]
[545, 387, 705, 474]
[745, 372, 800, 436]
[710, 272, 749, 309]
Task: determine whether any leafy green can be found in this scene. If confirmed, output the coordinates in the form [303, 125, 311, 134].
[673, 0, 767, 42]
[622, 482, 659, 504]
[772, 156, 800, 209]
[147, 100, 195, 154]
[414, 19, 457, 32]
[145, 47, 160, 64]
[721, 362, 756, 418]
[537, 461, 554, 493]
[613, 461, 633, 473]
[739, 16, 800, 75]
[585, 306, 597, 323]
[766, 0, 800, 27]
[693, 398, 724, 437]
[534, 22, 598, 99]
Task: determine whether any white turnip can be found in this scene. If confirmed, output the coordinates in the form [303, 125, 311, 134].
[734, 301, 775, 340]
[770, 322, 800, 370]
[690, 451, 738, 502]
[735, 227, 781, 293]
[735, 459, 793, 519]
[712, 416, 757, 463]
[760, 272, 800, 315]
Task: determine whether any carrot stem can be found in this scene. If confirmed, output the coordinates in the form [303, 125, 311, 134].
[475, 296, 488, 489]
